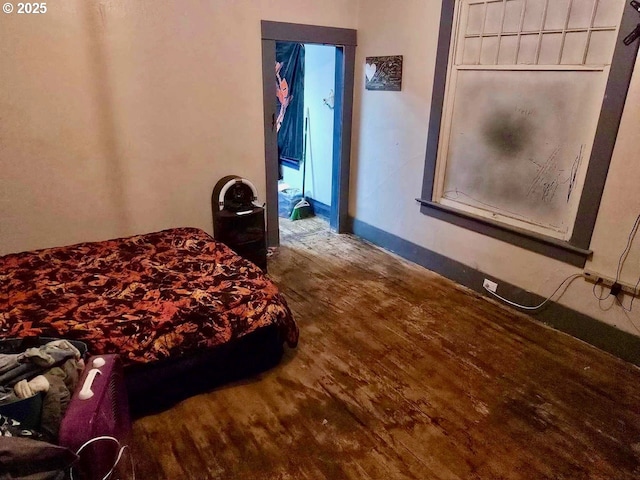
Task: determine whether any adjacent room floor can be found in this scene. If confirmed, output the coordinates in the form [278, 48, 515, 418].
[278, 215, 330, 242]
[131, 223, 640, 479]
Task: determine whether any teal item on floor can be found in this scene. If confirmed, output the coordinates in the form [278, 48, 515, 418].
[290, 199, 314, 220]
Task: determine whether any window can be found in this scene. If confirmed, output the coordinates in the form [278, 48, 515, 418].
[419, 0, 639, 267]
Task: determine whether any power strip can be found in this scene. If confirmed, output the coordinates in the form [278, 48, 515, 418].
[583, 269, 640, 296]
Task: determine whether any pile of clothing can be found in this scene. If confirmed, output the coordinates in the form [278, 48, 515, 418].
[0, 339, 84, 442]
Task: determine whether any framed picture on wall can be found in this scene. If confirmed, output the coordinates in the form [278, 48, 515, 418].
[365, 55, 403, 91]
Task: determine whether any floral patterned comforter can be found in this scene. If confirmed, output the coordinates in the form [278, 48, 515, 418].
[0, 228, 298, 366]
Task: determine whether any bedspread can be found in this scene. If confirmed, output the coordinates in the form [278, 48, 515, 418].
[0, 228, 298, 366]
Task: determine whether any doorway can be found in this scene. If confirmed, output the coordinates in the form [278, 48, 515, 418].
[261, 21, 357, 246]
[277, 42, 335, 242]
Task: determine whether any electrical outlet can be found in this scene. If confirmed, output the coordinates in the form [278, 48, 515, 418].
[583, 269, 640, 296]
[483, 279, 498, 293]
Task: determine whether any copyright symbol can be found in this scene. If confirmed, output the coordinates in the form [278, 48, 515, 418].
[2, 3, 13, 13]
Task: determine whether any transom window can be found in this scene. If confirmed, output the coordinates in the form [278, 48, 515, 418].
[460, 0, 620, 67]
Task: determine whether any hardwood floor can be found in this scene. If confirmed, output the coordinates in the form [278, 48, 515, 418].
[131, 218, 640, 479]
[278, 215, 330, 242]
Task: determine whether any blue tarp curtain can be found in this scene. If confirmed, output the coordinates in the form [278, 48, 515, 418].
[276, 42, 305, 174]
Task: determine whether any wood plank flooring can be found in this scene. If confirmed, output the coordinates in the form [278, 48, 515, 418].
[131, 217, 640, 479]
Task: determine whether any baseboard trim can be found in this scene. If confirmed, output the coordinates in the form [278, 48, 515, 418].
[347, 216, 640, 367]
[308, 198, 331, 220]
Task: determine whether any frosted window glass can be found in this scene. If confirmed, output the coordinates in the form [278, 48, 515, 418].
[523, 0, 546, 31]
[442, 70, 603, 235]
[517, 33, 540, 64]
[561, 31, 589, 65]
[466, 3, 486, 35]
[503, 0, 525, 32]
[462, 37, 482, 64]
[593, 0, 624, 27]
[538, 33, 563, 64]
[586, 30, 617, 64]
[568, 0, 597, 29]
[485, 1, 505, 34]
[480, 36, 500, 64]
[545, 0, 571, 30]
[498, 35, 519, 64]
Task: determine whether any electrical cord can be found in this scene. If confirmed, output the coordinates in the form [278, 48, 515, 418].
[617, 294, 640, 336]
[486, 216, 640, 313]
[592, 214, 640, 310]
[70, 435, 135, 480]
[592, 278, 611, 301]
[615, 214, 640, 284]
[615, 274, 640, 312]
[483, 274, 581, 311]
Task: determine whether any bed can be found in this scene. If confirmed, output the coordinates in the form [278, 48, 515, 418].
[0, 227, 298, 414]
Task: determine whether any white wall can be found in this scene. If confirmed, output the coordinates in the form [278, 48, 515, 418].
[0, 0, 357, 255]
[281, 43, 336, 207]
[351, 0, 640, 336]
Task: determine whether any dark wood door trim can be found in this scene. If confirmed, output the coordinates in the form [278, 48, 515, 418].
[261, 21, 357, 246]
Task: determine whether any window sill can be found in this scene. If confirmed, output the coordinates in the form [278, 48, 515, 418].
[416, 198, 592, 268]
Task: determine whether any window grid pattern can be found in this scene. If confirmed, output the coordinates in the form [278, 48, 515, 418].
[460, 0, 620, 66]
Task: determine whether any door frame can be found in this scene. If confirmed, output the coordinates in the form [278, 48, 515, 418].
[261, 21, 357, 246]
